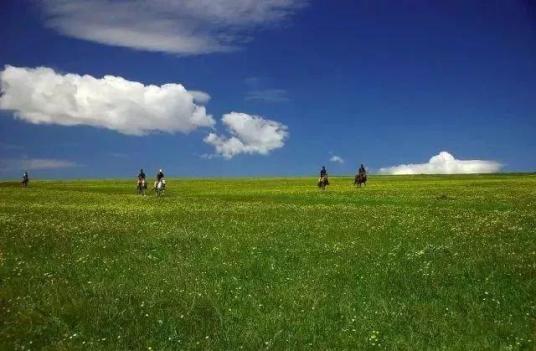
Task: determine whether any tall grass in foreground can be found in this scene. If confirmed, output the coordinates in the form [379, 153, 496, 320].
[0, 175, 535, 350]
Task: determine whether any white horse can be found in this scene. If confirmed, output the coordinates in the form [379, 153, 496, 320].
[155, 178, 166, 196]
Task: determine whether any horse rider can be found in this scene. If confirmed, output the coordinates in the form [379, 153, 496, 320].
[154, 169, 165, 188]
[358, 164, 366, 177]
[320, 166, 327, 178]
[137, 168, 146, 194]
[320, 166, 329, 184]
[354, 163, 368, 187]
[21, 171, 29, 187]
[138, 168, 146, 182]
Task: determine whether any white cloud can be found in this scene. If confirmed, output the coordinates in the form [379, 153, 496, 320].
[245, 89, 289, 102]
[329, 155, 344, 164]
[204, 112, 288, 159]
[379, 151, 502, 175]
[0, 65, 214, 135]
[190, 90, 211, 105]
[41, 0, 307, 55]
[0, 158, 79, 171]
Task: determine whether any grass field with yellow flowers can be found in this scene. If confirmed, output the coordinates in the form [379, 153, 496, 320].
[1, 175, 535, 350]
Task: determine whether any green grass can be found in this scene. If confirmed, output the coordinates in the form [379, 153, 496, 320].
[1, 175, 535, 350]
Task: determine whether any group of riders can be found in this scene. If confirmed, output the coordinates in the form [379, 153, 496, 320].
[136, 168, 166, 196]
[20, 164, 367, 192]
[318, 164, 367, 190]
[20, 169, 167, 195]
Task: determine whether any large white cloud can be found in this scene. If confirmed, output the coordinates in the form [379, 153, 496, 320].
[379, 151, 502, 175]
[41, 0, 307, 55]
[204, 112, 288, 159]
[0, 65, 214, 135]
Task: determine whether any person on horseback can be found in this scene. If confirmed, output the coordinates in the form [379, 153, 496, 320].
[355, 164, 367, 187]
[138, 168, 146, 180]
[154, 169, 165, 189]
[318, 166, 329, 189]
[320, 166, 327, 178]
[359, 164, 366, 176]
[137, 168, 146, 195]
[154, 169, 166, 195]
[320, 166, 329, 183]
[157, 169, 164, 182]
[21, 171, 29, 187]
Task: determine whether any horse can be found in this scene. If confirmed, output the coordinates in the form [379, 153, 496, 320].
[136, 178, 146, 195]
[155, 178, 166, 196]
[317, 176, 329, 190]
[354, 173, 367, 187]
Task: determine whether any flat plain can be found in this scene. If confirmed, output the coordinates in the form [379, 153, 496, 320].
[1, 175, 535, 350]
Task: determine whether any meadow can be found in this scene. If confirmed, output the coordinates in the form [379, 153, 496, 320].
[0, 175, 535, 350]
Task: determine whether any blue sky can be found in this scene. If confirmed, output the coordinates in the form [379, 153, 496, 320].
[0, 0, 535, 178]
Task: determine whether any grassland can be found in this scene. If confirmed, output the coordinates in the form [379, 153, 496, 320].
[0, 175, 535, 350]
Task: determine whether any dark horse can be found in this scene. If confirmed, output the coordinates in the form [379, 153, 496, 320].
[318, 176, 329, 190]
[354, 173, 367, 187]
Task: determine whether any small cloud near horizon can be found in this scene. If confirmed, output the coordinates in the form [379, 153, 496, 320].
[0, 158, 80, 171]
[329, 155, 344, 164]
[379, 151, 502, 175]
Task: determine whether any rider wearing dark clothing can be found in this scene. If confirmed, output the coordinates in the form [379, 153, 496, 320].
[320, 166, 327, 178]
[319, 166, 329, 186]
[138, 169, 146, 180]
[137, 169, 147, 194]
[355, 164, 367, 186]
[156, 170, 164, 181]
